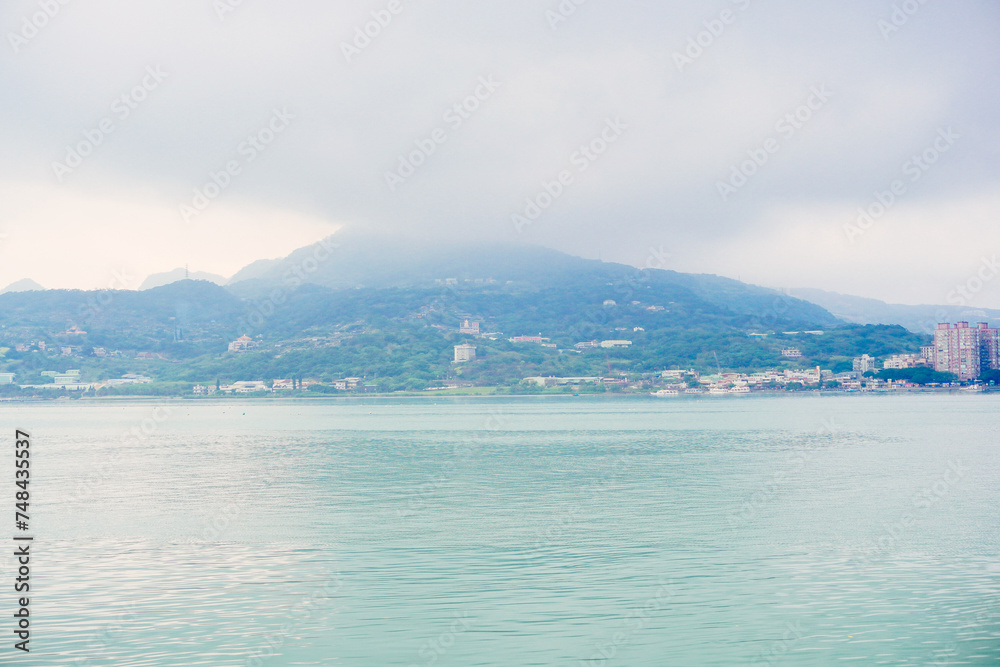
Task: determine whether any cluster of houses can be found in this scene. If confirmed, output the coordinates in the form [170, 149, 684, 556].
[523, 358, 961, 395]
[452, 320, 637, 363]
[192, 377, 376, 395]
[14, 370, 152, 392]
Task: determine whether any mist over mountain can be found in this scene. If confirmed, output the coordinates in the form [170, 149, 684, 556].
[788, 288, 1000, 334]
[225, 232, 840, 329]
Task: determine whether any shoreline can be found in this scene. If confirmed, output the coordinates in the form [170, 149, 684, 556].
[0, 387, 995, 404]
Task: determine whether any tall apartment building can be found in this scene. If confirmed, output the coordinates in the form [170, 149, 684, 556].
[933, 322, 1000, 381]
[981, 324, 1000, 374]
[454, 344, 477, 363]
[853, 354, 877, 373]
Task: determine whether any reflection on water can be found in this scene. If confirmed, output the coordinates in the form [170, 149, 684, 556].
[5, 395, 1000, 665]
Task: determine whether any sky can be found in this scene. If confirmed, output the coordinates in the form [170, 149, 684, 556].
[1, 0, 998, 306]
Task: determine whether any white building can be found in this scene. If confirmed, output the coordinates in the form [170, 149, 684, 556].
[883, 354, 928, 370]
[223, 381, 269, 393]
[228, 335, 259, 353]
[454, 344, 477, 363]
[600, 340, 632, 348]
[853, 354, 877, 373]
[523, 376, 600, 387]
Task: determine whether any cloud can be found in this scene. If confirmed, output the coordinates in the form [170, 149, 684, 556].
[0, 181, 337, 289]
[1, 0, 997, 302]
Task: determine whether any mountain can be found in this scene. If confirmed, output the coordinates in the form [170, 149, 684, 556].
[0, 239, 931, 390]
[225, 231, 840, 328]
[226, 231, 592, 291]
[1, 278, 44, 294]
[788, 288, 1000, 334]
[139, 269, 228, 290]
[225, 258, 282, 285]
[0, 280, 242, 353]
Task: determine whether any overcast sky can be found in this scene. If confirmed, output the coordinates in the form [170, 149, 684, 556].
[2, 0, 998, 306]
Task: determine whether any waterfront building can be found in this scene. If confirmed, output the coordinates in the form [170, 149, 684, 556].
[934, 322, 1000, 381]
[883, 354, 928, 370]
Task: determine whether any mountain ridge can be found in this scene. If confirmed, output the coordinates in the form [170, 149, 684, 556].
[788, 287, 1000, 334]
[1, 278, 44, 294]
[139, 268, 228, 290]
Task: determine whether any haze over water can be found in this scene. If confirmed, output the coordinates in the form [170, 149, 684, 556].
[8, 394, 1000, 665]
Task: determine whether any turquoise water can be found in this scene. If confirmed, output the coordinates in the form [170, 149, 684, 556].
[4, 394, 999, 665]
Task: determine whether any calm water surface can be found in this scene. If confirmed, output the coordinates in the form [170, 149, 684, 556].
[3, 394, 999, 665]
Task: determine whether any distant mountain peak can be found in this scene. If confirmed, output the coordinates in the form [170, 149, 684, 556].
[139, 268, 228, 290]
[1, 278, 44, 294]
[788, 287, 1000, 334]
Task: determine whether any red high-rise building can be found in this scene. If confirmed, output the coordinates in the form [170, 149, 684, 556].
[933, 322, 1000, 381]
[979, 322, 1000, 374]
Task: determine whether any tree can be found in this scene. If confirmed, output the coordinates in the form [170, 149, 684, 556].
[877, 367, 957, 385]
[978, 369, 1000, 385]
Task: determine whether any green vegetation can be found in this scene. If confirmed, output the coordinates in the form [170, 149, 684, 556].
[0, 246, 943, 396]
[978, 369, 1000, 384]
[877, 367, 958, 385]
